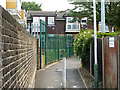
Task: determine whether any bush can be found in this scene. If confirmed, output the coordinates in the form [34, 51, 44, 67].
[74, 30, 120, 62]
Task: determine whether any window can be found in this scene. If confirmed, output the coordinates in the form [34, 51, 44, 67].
[33, 17, 39, 23]
[40, 17, 45, 22]
[67, 17, 78, 23]
[48, 17, 54, 25]
[67, 25, 72, 29]
[73, 24, 78, 29]
[67, 17, 72, 23]
[66, 23, 79, 30]
[33, 17, 46, 24]
[66, 17, 80, 31]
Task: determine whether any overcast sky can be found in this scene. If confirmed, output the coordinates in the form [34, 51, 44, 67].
[21, 0, 74, 11]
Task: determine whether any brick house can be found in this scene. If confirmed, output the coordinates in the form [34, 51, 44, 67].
[27, 11, 82, 34]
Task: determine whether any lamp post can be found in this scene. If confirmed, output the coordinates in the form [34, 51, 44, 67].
[93, 0, 98, 88]
[101, 0, 105, 33]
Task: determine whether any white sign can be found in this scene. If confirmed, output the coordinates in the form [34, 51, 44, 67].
[109, 37, 114, 47]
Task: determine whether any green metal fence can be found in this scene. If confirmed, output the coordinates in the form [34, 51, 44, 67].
[47, 34, 74, 64]
[24, 19, 74, 69]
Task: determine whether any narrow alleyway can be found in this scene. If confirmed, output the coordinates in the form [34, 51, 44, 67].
[35, 56, 85, 88]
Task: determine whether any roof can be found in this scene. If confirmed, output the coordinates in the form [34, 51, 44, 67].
[29, 11, 57, 16]
[27, 11, 70, 21]
[27, 11, 57, 20]
[56, 12, 72, 19]
[63, 12, 71, 17]
[56, 12, 65, 20]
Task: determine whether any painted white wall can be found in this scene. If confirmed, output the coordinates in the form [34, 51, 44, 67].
[0, 0, 6, 9]
[17, 0, 21, 11]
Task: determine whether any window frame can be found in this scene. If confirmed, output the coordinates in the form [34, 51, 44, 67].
[66, 17, 79, 30]
[48, 17, 55, 25]
[67, 17, 72, 23]
[73, 24, 79, 30]
[40, 17, 45, 22]
[33, 17, 39, 23]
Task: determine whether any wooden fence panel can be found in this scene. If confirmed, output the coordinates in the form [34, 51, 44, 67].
[103, 36, 118, 88]
[118, 35, 120, 89]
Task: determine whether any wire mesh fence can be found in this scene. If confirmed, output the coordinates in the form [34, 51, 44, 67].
[47, 34, 74, 64]
[22, 19, 74, 69]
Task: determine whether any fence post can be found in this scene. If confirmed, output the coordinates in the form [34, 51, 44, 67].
[37, 23, 39, 39]
[40, 19, 42, 69]
[23, 23, 24, 28]
[67, 36, 68, 57]
[26, 23, 27, 30]
[69, 36, 70, 57]
[118, 35, 120, 90]
[64, 35, 66, 57]
[72, 36, 74, 55]
[45, 22, 47, 65]
[62, 57, 66, 88]
[31, 23, 33, 35]
[34, 23, 36, 37]
[28, 23, 30, 33]
[55, 36, 57, 60]
[58, 35, 59, 60]
[65, 36, 67, 57]
[90, 41, 92, 75]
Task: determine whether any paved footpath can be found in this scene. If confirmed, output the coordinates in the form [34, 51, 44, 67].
[35, 56, 85, 88]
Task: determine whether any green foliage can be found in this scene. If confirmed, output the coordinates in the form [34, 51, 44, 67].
[74, 30, 94, 61]
[74, 30, 120, 61]
[21, 1, 42, 11]
[115, 27, 120, 32]
[97, 32, 119, 38]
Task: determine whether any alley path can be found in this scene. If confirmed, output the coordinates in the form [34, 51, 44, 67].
[35, 56, 85, 88]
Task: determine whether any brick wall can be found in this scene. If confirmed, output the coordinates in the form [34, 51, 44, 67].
[0, 6, 37, 88]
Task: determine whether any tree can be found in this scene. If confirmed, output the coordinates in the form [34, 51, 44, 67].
[68, 1, 120, 32]
[105, 2, 120, 32]
[21, 1, 42, 11]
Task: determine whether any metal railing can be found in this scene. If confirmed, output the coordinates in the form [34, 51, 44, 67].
[22, 19, 74, 69]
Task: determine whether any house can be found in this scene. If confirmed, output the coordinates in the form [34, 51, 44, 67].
[27, 11, 57, 34]
[27, 11, 81, 34]
[6, 0, 27, 25]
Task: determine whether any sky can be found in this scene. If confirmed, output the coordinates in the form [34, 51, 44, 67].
[21, 0, 74, 11]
